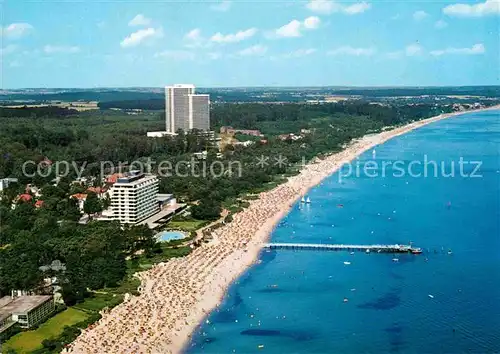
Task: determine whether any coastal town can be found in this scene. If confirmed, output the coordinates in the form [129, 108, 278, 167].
[1, 78, 498, 353]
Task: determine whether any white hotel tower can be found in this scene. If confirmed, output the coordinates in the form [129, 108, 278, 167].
[147, 84, 210, 137]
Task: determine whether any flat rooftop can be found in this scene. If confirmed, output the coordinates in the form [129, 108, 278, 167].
[0, 295, 52, 319]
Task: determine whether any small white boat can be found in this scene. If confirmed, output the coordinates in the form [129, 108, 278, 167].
[392, 258, 399, 262]
[343, 261, 351, 265]
[350, 252, 355, 255]
[258, 344, 265, 349]
[301, 196, 305, 203]
[343, 297, 349, 303]
[428, 294, 434, 299]
[306, 197, 311, 204]
[366, 249, 371, 254]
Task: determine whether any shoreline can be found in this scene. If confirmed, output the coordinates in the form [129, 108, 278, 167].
[67, 105, 499, 354]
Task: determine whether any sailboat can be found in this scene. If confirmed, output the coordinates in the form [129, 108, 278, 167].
[306, 197, 311, 204]
[301, 196, 306, 203]
[372, 149, 376, 158]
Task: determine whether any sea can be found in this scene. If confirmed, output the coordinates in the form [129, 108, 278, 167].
[185, 110, 500, 354]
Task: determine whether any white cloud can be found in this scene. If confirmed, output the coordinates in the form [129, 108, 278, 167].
[128, 14, 152, 27]
[211, 0, 232, 12]
[1, 23, 34, 39]
[343, 2, 372, 15]
[385, 44, 424, 58]
[406, 43, 423, 56]
[435, 20, 448, 29]
[183, 28, 206, 48]
[303, 16, 321, 29]
[443, 0, 500, 17]
[284, 48, 317, 58]
[237, 45, 267, 56]
[306, 0, 340, 14]
[413, 10, 429, 21]
[210, 28, 257, 43]
[276, 20, 303, 37]
[155, 50, 195, 60]
[306, 0, 371, 15]
[430, 43, 485, 56]
[185, 28, 201, 41]
[43, 45, 81, 54]
[273, 16, 321, 38]
[120, 27, 164, 48]
[0, 44, 17, 56]
[328, 46, 375, 56]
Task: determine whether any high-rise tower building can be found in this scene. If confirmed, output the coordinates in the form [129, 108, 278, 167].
[165, 84, 210, 133]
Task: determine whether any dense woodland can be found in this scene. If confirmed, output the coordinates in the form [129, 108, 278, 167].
[0, 99, 485, 309]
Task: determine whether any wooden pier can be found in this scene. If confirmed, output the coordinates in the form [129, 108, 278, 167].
[263, 243, 423, 254]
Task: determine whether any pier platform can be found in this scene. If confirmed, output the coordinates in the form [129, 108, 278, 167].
[263, 243, 422, 254]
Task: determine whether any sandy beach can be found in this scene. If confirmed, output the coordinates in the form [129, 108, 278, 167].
[66, 105, 499, 354]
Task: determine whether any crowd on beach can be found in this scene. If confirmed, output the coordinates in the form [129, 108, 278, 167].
[65, 112, 470, 354]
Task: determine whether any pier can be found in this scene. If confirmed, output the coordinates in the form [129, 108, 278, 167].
[263, 243, 422, 254]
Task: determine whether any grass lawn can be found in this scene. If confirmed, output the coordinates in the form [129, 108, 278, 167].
[167, 219, 206, 231]
[2, 308, 89, 353]
[73, 293, 124, 313]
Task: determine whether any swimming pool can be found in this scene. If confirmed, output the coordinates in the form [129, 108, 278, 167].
[156, 231, 187, 242]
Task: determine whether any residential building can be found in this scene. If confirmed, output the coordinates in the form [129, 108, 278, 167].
[220, 127, 264, 137]
[108, 171, 159, 224]
[70, 193, 87, 212]
[0, 295, 54, 333]
[0, 178, 18, 192]
[166, 84, 194, 132]
[148, 84, 210, 136]
[189, 94, 210, 131]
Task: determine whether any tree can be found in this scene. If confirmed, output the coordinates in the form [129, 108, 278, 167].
[83, 192, 102, 217]
[191, 199, 222, 220]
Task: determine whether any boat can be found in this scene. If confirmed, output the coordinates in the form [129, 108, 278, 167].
[258, 344, 265, 349]
[306, 197, 311, 204]
[411, 248, 423, 254]
[301, 196, 305, 203]
[350, 252, 354, 255]
[343, 261, 351, 265]
[392, 258, 399, 262]
[366, 249, 371, 254]
[428, 294, 434, 299]
[337, 204, 344, 208]
[448, 250, 453, 255]
[343, 297, 349, 303]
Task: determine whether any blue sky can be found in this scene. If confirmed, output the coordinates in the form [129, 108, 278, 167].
[1, 0, 499, 88]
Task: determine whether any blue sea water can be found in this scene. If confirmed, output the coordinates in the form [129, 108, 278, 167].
[185, 111, 500, 354]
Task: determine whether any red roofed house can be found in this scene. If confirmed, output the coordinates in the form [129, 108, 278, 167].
[105, 173, 124, 184]
[40, 157, 53, 168]
[70, 193, 88, 212]
[17, 194, 32, 202]
[35, 200, 44, 209]
[87, 186, 107, 195]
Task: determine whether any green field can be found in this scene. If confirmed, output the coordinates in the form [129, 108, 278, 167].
[167, 219, 206, 231]
[2, 308, 89, 353]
